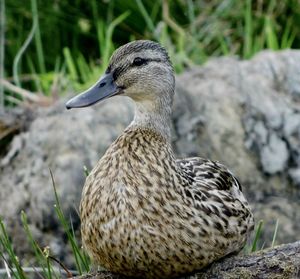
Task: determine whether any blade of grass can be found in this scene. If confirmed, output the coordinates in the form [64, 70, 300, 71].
[31, 0, 46, 74]
[271, 219, 279, 248]
[264, 16, 279, 50]
[150, 1, 160, 20]
[91, 0, 104, 59]
[162, 0, 185, 39]
[251, 219, 264, 252]
[102, 11, 130, 70]
[253, 34, 265, 54]
[13, 10, 37, 88]
[49, 56, 62, 98]
[106, 0, 115, 24]
[52, 204, 83, 273]
[0, 217, 26, 279]
[69, 214, 90, 269]
[217, 34, 230, 56]
[281, 18, 296, 49]
[63, 47, 78, 81]
[135, 0, 155, 33]
[187, 0, 196, 36]
[243, 0, 253, 58]
[50, 170, 90, 274]
[96, 19, 105, 60]
[26, 55, 43, 93]
[3, 259, 12, 278]
[1, 258, 15, 279]
[21, 211, 58, 279]
[76, 53, 92, 83]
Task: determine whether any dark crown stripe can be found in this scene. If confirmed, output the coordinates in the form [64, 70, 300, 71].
[119, 40, 168, 58]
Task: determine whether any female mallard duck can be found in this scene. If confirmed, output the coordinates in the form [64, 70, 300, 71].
[66, 40, 254, 278]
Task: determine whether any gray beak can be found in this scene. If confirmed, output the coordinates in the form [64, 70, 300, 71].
[66, 73, 119, 109]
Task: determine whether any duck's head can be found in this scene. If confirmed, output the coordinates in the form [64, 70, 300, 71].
[66, 40, 175, 110]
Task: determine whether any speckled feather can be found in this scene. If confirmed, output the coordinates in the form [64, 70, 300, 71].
[80, 129, 254, 278]
[76, 41, 254, 279]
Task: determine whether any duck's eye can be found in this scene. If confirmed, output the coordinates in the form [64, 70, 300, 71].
[132, 57, 147, 67]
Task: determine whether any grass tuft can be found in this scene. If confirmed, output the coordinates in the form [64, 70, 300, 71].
[31, 0, 45, 74]
[50, 169, 90, 275]
[2, 1, 300, 106]
[251, 219, 264, 252]
[0, 171, 91, 278]
[271, 219, 279, 248]
[0, 217, 27, 279]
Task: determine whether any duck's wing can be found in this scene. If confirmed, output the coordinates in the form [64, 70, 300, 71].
[176, 157, 255, 249]
[176, 157, 246, 203]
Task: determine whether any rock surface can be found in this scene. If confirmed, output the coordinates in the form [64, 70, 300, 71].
[1, 50, 300, 266]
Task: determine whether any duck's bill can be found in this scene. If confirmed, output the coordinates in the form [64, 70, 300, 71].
[66, 73, 119, 109]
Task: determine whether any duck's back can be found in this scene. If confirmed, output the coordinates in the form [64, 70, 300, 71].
[80, 128, 254, 278]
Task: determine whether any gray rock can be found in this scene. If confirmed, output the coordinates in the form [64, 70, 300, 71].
[0, 98, 134, 266]
[1, 50, 300, 266]
[289, 168, 300, 186]
[260, 133, 289, 174]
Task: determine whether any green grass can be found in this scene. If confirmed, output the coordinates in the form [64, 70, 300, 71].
[243, 218, 280, 254]
[271, 219, 279, 248]
[2, 0, 300, 107]
[0, 217, 27, 279]
[0, 171, 90, 278]
[250, 219, 264, 252]
[21, 212, 55, 279]
[50, 170, 90, 275]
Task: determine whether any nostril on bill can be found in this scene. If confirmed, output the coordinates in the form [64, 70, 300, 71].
[99, 82, 106, 88]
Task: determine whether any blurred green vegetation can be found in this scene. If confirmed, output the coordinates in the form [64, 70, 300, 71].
[1, 0, 300, 107]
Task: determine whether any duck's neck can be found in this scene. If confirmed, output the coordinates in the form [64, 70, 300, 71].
[129, 97, 172, 141]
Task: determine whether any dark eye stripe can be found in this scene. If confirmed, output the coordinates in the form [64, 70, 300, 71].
[111, 58, 163, 80]
[131, 57, 162, 67]
[133, 57, 147, 66]
[113, 64, 128, 80]
[149, 58, 162, 63]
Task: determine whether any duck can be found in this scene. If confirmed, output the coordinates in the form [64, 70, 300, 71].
[66, 40, 254, 278]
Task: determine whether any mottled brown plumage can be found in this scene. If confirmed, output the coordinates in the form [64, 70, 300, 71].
[66, 40, 254, 278]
